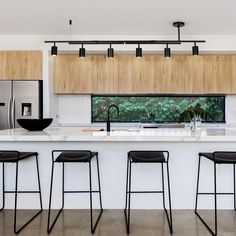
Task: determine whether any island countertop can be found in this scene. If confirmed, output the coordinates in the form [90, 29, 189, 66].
[0, 126, 235, 142]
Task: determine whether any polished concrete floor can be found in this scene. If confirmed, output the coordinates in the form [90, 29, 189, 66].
[0, 210, 235, 235]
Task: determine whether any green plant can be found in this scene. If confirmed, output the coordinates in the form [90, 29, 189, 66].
[179, 103, 213, 122]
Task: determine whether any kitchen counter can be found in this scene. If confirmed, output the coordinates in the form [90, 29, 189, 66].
[0, 126, 235, 211]
[0, 126, 235, 142]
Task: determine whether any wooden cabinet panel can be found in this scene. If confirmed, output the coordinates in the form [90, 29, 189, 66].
[118, 55, 142, 93]
[182, 56, 204, 94]
[74, 55, 98, 93]
[0, 52, 14, 80]
[97, 55, 118, 94]
[0, 51, 42, 80]
[203, 55, 233, 94]
[54, 55, 98, 94]
[160, 55, 183, 93]
[54, 53, 236, 94]
[54, 55, 76, 93]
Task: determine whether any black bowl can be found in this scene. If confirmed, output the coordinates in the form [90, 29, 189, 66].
[17, 118, 53, 131]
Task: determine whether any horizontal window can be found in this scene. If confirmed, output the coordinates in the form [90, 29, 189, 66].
[91, 95, 225, 123]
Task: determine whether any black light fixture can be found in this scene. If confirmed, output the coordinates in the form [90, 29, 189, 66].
[164, 44, 171, 58]
[107, 44, 114, 58]
[136, 44, 142, 58]
[192, 42, 199, 55]
[51, 43, 57, 56]
[79, 44, 86, 58]
[45, 21, 206, 57]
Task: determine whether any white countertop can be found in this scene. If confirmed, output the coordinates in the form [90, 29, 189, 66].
[0, 126, 236, 142]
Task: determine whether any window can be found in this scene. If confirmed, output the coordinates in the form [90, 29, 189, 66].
[91, 95, 225, 123]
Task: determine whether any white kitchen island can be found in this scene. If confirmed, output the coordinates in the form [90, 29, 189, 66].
[0, 126, 236, 210]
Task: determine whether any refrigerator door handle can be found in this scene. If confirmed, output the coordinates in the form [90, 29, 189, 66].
[7, 97, 12, 129]
[11, 96, 15, 129]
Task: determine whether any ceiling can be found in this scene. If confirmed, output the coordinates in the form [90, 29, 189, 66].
[0, 0, 236, 36]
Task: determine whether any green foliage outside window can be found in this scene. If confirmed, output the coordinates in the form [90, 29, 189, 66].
[91, 96, 225, 123]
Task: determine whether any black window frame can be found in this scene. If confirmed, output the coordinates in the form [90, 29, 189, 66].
[91, 94, 226, 123]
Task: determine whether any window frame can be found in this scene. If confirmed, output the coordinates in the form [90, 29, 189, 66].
[91, 94, 226, 123]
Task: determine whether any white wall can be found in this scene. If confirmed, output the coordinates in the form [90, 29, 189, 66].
[1, 34, 236, 125]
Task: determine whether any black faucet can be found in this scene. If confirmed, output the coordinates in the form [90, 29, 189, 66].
[107, 104, 119, 132]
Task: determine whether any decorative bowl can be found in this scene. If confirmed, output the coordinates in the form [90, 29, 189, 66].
[17, 118, 53, 131]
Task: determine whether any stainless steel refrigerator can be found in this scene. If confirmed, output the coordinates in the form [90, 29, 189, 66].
[0, 81, 43, 130]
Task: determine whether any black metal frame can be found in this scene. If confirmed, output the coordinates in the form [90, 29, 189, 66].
[0, 151, 43, 234]
[124, 151, 173, 234]
[195, 152, 236, 236]
[47, 150, 103, 234]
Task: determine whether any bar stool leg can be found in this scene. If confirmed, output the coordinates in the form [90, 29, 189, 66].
[89, 156, 103, 234]
[124, 157, 132, 234]
[161, 163, 173, 234]
[195, 155, 217, 236]
[0, 163, 5, 211]
[96, 154, 103, 216]
[14, 154, 43, 234]
[47, 161, 65, 233]
[234, 164, 236, 211]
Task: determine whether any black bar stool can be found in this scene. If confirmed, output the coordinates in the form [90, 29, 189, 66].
[124, 150, 173, 234]
[0, 150, 42, 234]
[195, 152, 236, 236]
[47, 150, 103, 234]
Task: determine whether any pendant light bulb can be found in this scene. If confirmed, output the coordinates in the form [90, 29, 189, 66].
[192, 42, 199, 56]
[79, 44, 86, 58]
[164, 44, 171, 58]
[51, 43, 57, 56]
[136, 44, 142, 58]
[107, 44, 114, 58]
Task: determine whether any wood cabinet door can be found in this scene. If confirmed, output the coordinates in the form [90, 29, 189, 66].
[203, 55, 233, 94]
[0, 51, 14, 80]
[97, 55, 118, 94]
[0, 51, 42, 81]
[74, 55, 98, 93]
[160, 55, 183, 93]
[14, 51, 42, 80]
[182, 55, 204, 94]
[54, 55, 76, 93]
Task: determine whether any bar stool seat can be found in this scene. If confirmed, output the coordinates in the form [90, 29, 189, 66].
[55, 151, 98, 162]
[199, 152, 236, 164]
[0, 150, 42, 234]
[129, 151, 165, 163]
[0, 151, 38, 162]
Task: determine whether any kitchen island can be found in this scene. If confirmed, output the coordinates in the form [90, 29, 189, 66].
[0, 126, 235, 210]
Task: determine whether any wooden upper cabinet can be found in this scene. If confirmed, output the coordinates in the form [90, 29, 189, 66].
[54, 53, 236, 94]
[182, 56, 204, 94]
[97, 55, 118, 94]
[160, 55, 183, 93]
[54, 55, 76, 93]
[74, 55, 98, 93]
[0, 51, 42, 80]
[0, 51, 14, 80]
[54, 55, 98, 94]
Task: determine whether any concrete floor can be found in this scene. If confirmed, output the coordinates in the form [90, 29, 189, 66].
[0, 210, 235, 235]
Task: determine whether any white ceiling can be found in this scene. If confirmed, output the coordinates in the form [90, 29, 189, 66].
[0, 0, 236, 36]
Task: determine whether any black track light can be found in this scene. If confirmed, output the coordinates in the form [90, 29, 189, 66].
[136, 44, 142, 58]
[107, 44, 114, 58]
[51, 43, 57, 56]
[164, 45, 171, 58]
[79, 44, 86, 58]
[192, 42, 199, 55]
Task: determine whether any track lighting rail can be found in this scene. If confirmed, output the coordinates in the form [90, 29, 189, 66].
[46, 21, 205, 57]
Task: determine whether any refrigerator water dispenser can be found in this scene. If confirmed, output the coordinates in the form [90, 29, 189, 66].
[22, 103, 32, 117]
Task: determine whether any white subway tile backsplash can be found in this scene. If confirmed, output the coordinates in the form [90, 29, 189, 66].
[57, 95, 91, 125]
